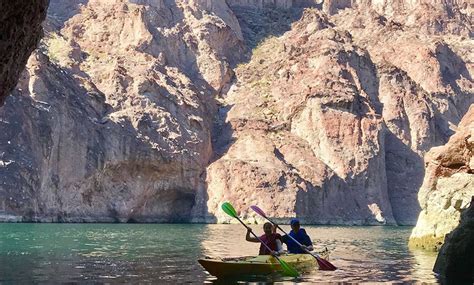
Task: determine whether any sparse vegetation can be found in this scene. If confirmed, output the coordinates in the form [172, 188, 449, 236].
[44, 32, 71, 66]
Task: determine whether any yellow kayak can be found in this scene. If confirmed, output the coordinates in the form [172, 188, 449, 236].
[199, 252, 329, 278]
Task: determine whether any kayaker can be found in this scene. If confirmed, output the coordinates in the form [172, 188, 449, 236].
[246, 222, 284, 256]
[281, 218, 314, 254]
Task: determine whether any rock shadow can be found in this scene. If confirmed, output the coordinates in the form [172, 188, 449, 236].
[384, 130, 423, 225]
[190, 171, 218, 223]
[47, 0, 89, 29]
[229, 4, 319, 62]
[209, 104, 235, 163]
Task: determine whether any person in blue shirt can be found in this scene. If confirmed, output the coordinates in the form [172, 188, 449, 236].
[281, 218, 314, 254]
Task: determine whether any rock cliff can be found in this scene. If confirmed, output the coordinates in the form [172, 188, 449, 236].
[409, 106, 473, 250]
[0, 0, 243, 222]
[195, 4, 473, 224]
[0, 0, 49, 106]
[0, 0, 472, 224]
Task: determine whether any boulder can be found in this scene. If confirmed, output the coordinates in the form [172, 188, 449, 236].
[410, 106, 474, 249]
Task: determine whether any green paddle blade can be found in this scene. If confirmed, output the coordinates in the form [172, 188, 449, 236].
[221, 202, 237, 218]
[279, 258, 299, 277]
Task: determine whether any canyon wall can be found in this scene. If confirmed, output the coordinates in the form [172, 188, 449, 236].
[0, 0, 243, 222]
[0, 0, 472, 224]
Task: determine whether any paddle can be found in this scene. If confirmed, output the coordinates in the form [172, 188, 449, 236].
[221, 202, 300, 278]
[250, 205, 337, 271]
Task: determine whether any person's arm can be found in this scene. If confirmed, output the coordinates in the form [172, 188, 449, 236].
[273, 239, 285, 256]
[270, 236, 285, 256]
[300, 229, 314, 251]
[272, 224, 278, 234]
[246, 228, 260, 243]
[303, 244, 314, 251]
[271, 239, 285, 256]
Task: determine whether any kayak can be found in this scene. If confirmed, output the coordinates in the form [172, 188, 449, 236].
[198, 252, 330, 278]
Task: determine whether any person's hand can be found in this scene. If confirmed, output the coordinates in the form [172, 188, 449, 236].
[271, 224, 278, 233]
[300, 245, 308, 251]
[270, 250, 280, 257]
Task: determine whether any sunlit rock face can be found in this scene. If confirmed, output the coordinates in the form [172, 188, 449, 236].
[324, 0, 472, 36]
[195, 10, 396, 225]
[0, 0, 472, 224]
[0, 0, 49, 106]
[330, 2, 473, 225]
[409, 106, 473, 250]
[193, 2, 472, 225]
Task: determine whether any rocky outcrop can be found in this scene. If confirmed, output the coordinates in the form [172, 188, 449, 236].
[0, 0, 49, 106]
[409, 106, 474, 250]
[194, 10, 396, 224]
[433, 196, 474, 284]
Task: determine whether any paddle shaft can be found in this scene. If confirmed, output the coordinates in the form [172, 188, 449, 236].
[234, 216, 284, 261]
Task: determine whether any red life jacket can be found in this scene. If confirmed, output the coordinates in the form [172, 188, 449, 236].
[258, 233, 282, 255]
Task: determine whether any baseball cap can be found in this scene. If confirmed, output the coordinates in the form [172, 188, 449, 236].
[290, 218, 300, 225]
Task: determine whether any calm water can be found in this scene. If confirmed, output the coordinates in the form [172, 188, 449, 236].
[0, 224, 440, 284]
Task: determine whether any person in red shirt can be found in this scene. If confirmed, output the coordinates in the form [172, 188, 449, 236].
[246, 222, 284, 256]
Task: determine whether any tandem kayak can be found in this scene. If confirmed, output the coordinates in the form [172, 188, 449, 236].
[198, 252, 330, 278]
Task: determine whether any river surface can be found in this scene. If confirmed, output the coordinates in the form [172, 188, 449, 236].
[0, 224, 440, 284]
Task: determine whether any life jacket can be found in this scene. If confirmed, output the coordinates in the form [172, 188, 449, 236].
[258, 233, 282, 255]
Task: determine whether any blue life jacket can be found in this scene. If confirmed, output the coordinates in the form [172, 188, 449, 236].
[282, 228, 312, 254]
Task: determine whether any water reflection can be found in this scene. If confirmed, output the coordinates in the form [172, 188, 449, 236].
[0, 224, 440, 284]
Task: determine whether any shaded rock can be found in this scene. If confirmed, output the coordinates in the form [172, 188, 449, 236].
[0, 0, 49, 106]
[433, 196, 474, 284]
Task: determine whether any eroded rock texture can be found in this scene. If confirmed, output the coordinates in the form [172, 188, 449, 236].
[0, 0, 472, 224]
[433, 197, 474, 284]
[410, 106, 473, 250]
[0, 0, 49, 106]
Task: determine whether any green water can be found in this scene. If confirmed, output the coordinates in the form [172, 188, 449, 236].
[0, 224, 440, 284]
